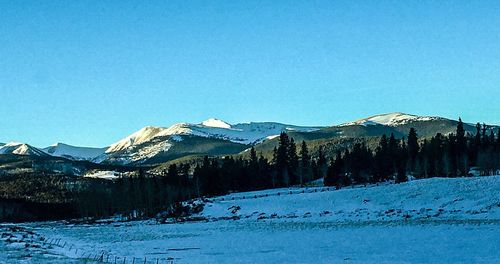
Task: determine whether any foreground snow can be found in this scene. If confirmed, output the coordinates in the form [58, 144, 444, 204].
[1, 176, 499, 263]
[199, 176, 500, 222]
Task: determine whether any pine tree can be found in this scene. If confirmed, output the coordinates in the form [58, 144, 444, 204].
[257, 155, 271, 189]
[272, 146, 278, 164]
[475, 123, 482, 147]
[207, 159, 223, 195]
[194, 156, 212, 195]
[167, 164, 179, 185]
[248, 147, 259, 189]
[299, 140, 310, 185]
[456, 118, 467, 176]
[276, 132, 290, 186]
[489, 130, 495, 147]
[349, 142, 372, 184]
[325, 157, 336, 187]
[341, 149, 352, 185]
[446, 133, 457, 177]
[179, 163, 190, 187]
[287, 138, 299, 185]
[407, 128, 419, 174]
[497, 128, 500, 149]
[482, 123, 489, 147]
[333, 150, 345, 187]
[473, 123, 482, 165]
[249, 147, 258, 165]
[388, 133, 398, 177]
[317, 146, 327, 180]
[374, 134, 390, 182]
[271, 146, 278, 188]
[396, 139, 408, 183]
[388, 133, 398, 154]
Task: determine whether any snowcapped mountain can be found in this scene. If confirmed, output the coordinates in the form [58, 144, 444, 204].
[105, 126, 167, 153]
[106, 119, 321, 153]
[340, 112, 441, 127]
[42, 143, 106, 161]
[100, 119, 322, 164]
[0, 142, 49, 156]
[0, 118, 321, 164]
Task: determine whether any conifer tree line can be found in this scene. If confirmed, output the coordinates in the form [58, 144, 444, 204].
[190, 132, 326, 196]
[324, 119, 500, 187]
[76, 168, 192, 219]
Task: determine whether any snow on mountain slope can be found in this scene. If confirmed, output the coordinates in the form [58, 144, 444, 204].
[128, 139, 173, 162]
[340, 112, 441, 127]
[106, 126, 167, 153]
[0, 142, 49, 156]
[201, 118, 231, 128]
[106, 119, 321, 154]
[42, 143, 106, 161]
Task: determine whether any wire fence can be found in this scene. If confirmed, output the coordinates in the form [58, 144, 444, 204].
[209, 182, 388, 203]
[209, 186, 334, 203]
[37, 233, 176, 264]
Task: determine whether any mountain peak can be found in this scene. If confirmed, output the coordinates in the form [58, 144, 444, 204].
[106, 126, 167, 153]
[0, 142, 48, 156]
[43, 142, 106, 160]
[4, 141, 25, 147]
[201, 118, 232, 129]
[341, 112, 440, 127]
[49, 142, 69, 147]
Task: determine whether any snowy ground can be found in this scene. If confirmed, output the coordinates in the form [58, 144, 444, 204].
[1, 176, 499, 263]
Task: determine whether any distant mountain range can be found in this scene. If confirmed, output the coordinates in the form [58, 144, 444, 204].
[1, 113, 497, 166]
[0, 142, 50, 157]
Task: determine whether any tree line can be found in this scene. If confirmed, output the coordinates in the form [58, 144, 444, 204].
[189, 133, 326, 196]
[76, 168, 192, 219]
[324, 119, 500, 187]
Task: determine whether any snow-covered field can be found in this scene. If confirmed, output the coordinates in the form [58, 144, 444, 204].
[1, 176, 499, 263]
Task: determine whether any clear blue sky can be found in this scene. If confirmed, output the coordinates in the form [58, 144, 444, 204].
[1, 1, 500, 147]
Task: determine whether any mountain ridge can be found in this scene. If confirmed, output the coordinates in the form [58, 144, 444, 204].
[1, 113, 498, 165]
[339, 112, 442, 127]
